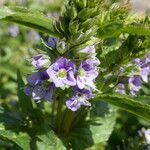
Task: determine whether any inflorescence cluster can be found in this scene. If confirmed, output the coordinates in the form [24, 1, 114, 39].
[25, 37, 100, 111]
[116, 53, 150, 96]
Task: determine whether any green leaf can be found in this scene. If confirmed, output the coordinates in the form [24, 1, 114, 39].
[0, 107, 23, 130]
[97, 24, 150, 39]
[97, 22, 123, 39]
[90, 103, 117, 144]
[37, 129, 66, 150]
[0, 6, 59, 37]
[37, 126, 57, 147]
[17, 70, 34, 115]
[96, 94, 150, 122]
[0, 124, 30, 150]
[122, 26, 150, 36]
[99, 35, 141, 69]
[68, 102, 117, 150]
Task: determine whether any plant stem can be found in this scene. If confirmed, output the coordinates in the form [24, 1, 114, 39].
[56, 99, 63, 133]
[62, 109, 74, 135]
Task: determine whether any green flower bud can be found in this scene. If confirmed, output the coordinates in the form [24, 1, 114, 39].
[69, 20, 79, 34]
[68, 6, 78, 20]
[78, 0, 87, 8]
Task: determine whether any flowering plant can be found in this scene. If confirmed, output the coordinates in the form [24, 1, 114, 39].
[0, 0, 150, 149]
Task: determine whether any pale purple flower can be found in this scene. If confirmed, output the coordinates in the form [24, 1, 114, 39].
[140, 67, 150, 83]
[32, 54, 49, 69]
[25, 83, 54, 100]
[144, 129, 150, 145]
[46, 57, 76, 88]
[25, 70, 54, 101]
[115, 83, 126, 94]
[128, 76, 141, 96]
[9, 25, 19, 37]
[47, 37, 57, 48]
[26, 70, 49, 85]
[47, 12, 59, 19]
[134, 57, 150, 83]
[146, 53, 150, 63]
[66, 87, 92, 111]
[119, 67, 125, 73]
[77, 58, 100, 90]
[27, 30, 40, 42]
[138, 128, 150, 145]
[78, 45, 96, 57]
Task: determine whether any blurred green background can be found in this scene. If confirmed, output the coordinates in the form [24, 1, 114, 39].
[0, 0, 150, 150]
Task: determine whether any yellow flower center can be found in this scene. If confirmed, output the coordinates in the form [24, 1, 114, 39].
[79, 68, 86, 76]
[58, 68, 67, 78]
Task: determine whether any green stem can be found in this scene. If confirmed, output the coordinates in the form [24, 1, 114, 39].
[56, 99, 63, 133]
[71, 107, 87, 129]
[62, 109, 74, 135]
[51, 98, 56, 116]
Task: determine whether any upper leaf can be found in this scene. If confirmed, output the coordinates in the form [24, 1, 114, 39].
[95, 94, 150, 122]
[97, 25, 150, 39]
[0, 6, 60, 37]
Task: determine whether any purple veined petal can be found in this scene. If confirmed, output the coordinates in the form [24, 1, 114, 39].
[27, 70, 49, 85]
[66, 87, 93, 111]
[128, 76, 142, 95]
[144, 129, 150, 145]
[81, 60, 93, 71]
[32, 54, 43, 60]
[129, 76, 141, 87]
[47, 63, 59, 72]
[86, 58, 100, 66]
[79, 45, 96, 54]
[80, 99, 91, 106]
[74, 86, 93, 99]
[56, 57, 75, 71]
[115, 83, 126, 94]
[63, 71, 76, 86]
[66, 97, 81, 111]
[32, 85, 45, 100]
[141, 75, 148, 83]
[55, 79, 65, 87]
[134, 58, 147, 68]
[85, 79, 96, 90]
[55, 57, 66, 69]
[77, 77, 85, 89]
[24, 86, 33, 96]
[46, 68, 64, 87]
[52, 74, 64, 87]
[117, 83, 125, 88]
[63, 78, 76, 86]
[47, 57, 76, 88]
[32, 56, 49, 69]
[77, 58, 100, 89]
[134, 58, 141, 65]
[27, 72, 43, 85]
[116, 89, 126, 94]
[86, 69, 99, 80]
[146, 53, 150, 63]
[140, 68, 150, 83]
[44, 83, 55, 101]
